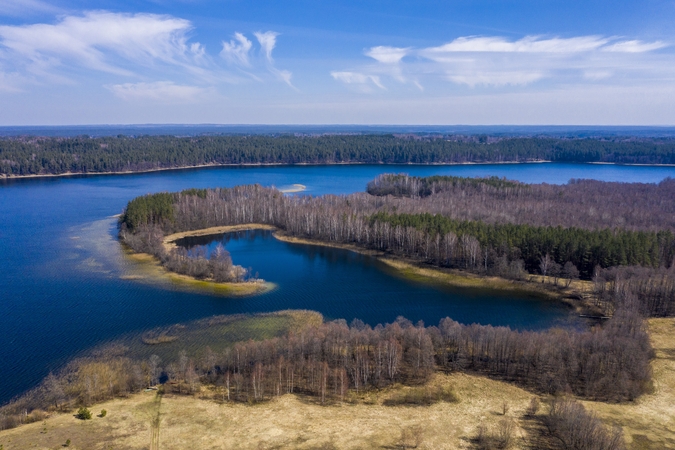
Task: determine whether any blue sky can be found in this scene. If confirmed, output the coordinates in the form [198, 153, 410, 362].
[1, 0, 674, 125]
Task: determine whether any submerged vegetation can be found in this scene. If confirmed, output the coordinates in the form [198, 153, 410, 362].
[3, 134, 675, 176]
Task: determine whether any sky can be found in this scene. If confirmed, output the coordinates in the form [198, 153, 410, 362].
[0, 0, 674, 125]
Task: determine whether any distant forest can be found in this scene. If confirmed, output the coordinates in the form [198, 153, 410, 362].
[120, 176, 675, 317]
[2, 134, 675, 176]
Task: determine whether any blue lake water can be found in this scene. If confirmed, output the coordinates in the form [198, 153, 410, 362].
[1, 162, 675, 405]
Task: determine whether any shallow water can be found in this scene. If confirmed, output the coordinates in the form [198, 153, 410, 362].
[1, 162, 675, 404]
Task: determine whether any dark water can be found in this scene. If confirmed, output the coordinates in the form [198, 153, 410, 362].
[1, 163, 675, 405]
[176, 229, 575, 329]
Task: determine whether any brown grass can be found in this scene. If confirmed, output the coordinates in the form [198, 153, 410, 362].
[582, 318, 675, 449]
[0, 373, 532, 450]
[2, 318, 672, 449]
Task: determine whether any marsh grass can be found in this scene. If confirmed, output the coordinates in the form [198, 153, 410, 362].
[110, 310, 323, 362]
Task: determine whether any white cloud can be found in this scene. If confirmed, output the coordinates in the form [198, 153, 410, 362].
[450, 71, 544, 87]
[220, 32, 252, 66]
[331, 71, 385, 91]
[334, 34, 672, 89]
[252, 31, 295, 88]
[0, 11, 200, 76]
[107, 81, 207, 102]
[602, 40, 667, 53]
[365, 46, 409, 64]
[423, 36, 610, 55]
[254, 31, 278, 63]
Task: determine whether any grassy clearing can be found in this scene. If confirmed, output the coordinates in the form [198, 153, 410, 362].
[0, 373, 533, 450]
[382, 384, 460, 407]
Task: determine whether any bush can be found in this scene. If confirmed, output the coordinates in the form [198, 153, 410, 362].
[544, 398, 625, 450]
[474, 419, 516, 450]
[384, 385, 459, 406]
[399, 425, 424, 448]
[526, 397, 540, 416]
[75, 407, 92, 420]
[99, 409, 107, 418]
[65, 439, 71, 447]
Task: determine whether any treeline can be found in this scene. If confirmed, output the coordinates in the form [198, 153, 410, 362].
[367, 173, 524, 198]
[120, 183, 675, 315]
[3, 134, 675, 176]
[0, 309, 652, 431]
[366, 173, 675, 232]
[369, 211, 674, 278]
[594, 266, 675, 317]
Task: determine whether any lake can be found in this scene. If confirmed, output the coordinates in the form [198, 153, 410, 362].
[1, 162, 675, 405]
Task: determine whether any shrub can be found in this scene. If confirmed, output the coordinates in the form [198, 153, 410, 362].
[526, 397, 540, 416]
[383, 385, 459, 406]
[99, 409, 107, 418]
[65, 439, 71, 447]
[544, 398, 625, 450]
[76, 407, 92, 420]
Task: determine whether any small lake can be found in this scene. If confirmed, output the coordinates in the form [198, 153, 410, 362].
[2, 162, 675, 405]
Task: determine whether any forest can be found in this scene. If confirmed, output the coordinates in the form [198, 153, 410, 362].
[119, 177, 675, 316]
[2, 134, 675, 176]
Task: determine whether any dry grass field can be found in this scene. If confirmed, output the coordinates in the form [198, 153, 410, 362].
[2, 318, 673, 449]
[0, 372, 536, 450]
[582, 318, 675, 450]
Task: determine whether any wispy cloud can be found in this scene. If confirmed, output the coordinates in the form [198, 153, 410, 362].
[365, 46, 410, 64]
[254, 31, 294, 88]
[602, 40, 667, 53]
[331, 71, 385, 92]
[220, 32, 252, 66]
[107, 81, 208, 102]
[422, 36, 610, 55]
[254, 31, 278, 62]
[334, 34, 670, 89]
[0, 13, 295, 97]
[0, 11, 201, 76]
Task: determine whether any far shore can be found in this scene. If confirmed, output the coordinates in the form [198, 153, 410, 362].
[156, 223, 598, 313]
[17, 158, 672, 181]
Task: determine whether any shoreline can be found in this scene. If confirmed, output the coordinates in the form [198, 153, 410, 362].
[5, 159, 674, 181]
[272, 231, 595, 310]
[162, 223, 277, 253]
[123, 249, 274, 297]
[132, 223, 597, 312]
